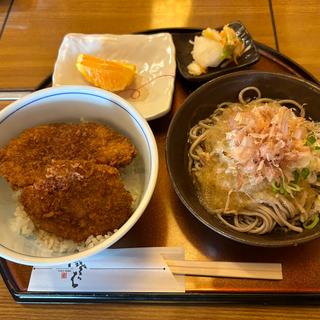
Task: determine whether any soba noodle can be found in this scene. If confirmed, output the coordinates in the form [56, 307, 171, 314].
[188, 87, 320, 234]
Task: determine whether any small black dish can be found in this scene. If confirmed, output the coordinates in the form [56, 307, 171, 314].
[172, 21, 260, 83]
[166, 70, 320, 247]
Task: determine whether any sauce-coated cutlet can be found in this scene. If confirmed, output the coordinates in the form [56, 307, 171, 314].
[0, 122, 136, 188]
[20, 160, 133, 242]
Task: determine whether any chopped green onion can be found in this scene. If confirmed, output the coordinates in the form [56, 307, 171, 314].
[315, 146, 320, 150]
[271, 181, 280, 193]
[291, 168, 309, 186]
[301, 167, 310, 179]
[293, 170, 300, 184]
[272, 177, 303, 195]
[305, 133, 317, 146]
[279, 184, 287, 195]
[288, 183, 301, 192]
[303, 214, 320, 230]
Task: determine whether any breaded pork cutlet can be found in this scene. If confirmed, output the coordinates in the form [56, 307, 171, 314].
[0, 122, 136, 188]
[20, 160, 133, 242]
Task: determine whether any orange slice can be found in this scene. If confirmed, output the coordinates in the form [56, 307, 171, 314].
[76, 54, 136, 92]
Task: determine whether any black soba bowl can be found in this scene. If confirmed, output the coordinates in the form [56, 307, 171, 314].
[166, 70, 320, 247]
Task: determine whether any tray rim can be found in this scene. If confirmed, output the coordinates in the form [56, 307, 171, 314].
[2, 258, 320, 305]
[1, 27, 320, 304]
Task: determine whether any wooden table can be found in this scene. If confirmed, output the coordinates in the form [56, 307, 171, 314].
[1, 1, 320, 319]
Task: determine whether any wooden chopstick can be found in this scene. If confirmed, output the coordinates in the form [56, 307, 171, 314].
[165, 259, 282, 280]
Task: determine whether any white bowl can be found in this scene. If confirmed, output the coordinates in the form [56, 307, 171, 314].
[0, 85, 158, 266]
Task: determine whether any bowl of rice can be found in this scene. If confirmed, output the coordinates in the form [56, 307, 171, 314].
[0, 85, 158, 265]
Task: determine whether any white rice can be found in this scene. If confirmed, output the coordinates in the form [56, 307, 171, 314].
[9, 157, 143, 254]
[10, 205, 116, 253]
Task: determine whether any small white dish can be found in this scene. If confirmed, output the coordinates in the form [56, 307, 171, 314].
[53, 33, 176, 121]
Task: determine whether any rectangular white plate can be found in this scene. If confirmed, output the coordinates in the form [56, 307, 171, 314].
[53, 33, 176, 120]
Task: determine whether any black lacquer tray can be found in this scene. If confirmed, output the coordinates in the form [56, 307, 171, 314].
[1, 28, 320, 304]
